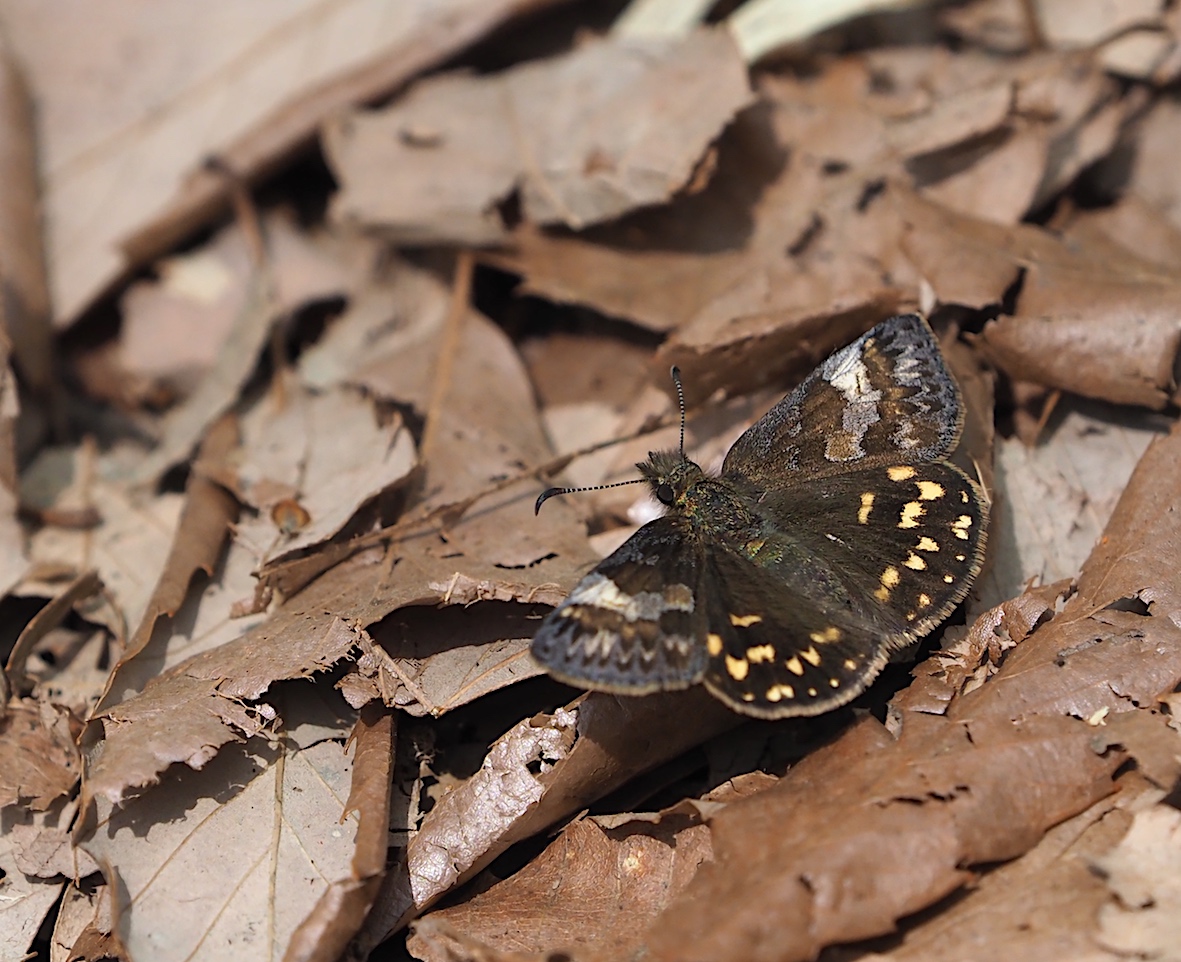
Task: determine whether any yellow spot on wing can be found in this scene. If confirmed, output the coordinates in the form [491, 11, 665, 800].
[888, 465, 916, 481]
[801, 645, 822, 666]
[786, 656, 804, 676]
[809, 626, 842, 644]
[725, 655, 749, 681]
[858, 492, 874, 524]
[899, 502, 924, 528]
[707, 633, 724, 656]
[829, 678, 840, 688]
[904, 552, 926, 570]
[730, 613, 763, 627]
[952, 515, 973, 539]
[843, 658, 857, 670]
[917, 536, 939, 552]
[881, 566, 900, 588]
[943, 574, 954, 583]
[918, 593, 931, 608]
[747, 644, 775, 663]
[766, 684, 794, 702]
[916, 480, 945, 501]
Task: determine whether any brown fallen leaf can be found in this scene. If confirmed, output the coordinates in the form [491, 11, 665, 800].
[283, 704, 396, 962]
[49, 882, 117, 962]
[0, 29, 53, 412]
[1038, 0, 1162, 48]
[0, 341, 26, 600]
[897, 188, 1181, 408]
[91, 414, 238, 712]
[325, 28, 751, 243]
[491, 89, 912, 402]
[354, 687, 737, 954]
[1058, 192, 1181, 273]
[408, 812, 713, 962]
[860, 779, 1140, 962]
[8, 803, 99, 880]
[978, 398, 1168, 609]
[81, 257, 601, 802]
[0, 696, 80, 810]
[647, 709, 1121, 962]
[1123, 94, 1181, 230]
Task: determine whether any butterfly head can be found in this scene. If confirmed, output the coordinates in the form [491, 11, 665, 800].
[637, 449, 703, 508]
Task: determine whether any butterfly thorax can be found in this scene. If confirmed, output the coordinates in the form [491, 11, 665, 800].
[638, 450, 759, 537]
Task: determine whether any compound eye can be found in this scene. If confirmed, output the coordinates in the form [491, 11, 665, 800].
[656, 482, 676, 506]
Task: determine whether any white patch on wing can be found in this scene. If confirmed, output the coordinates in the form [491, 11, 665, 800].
[566, 573, 695, 621]
[822, 343, 882, 461]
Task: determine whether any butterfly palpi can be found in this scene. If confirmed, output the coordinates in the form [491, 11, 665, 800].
[532, 314, 988, 718]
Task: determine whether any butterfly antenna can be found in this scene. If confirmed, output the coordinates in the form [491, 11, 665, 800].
[535, 477, 646, 515]
[670, 365, 686, 454]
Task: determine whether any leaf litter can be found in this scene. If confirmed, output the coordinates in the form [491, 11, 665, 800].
[2, 2, 1181, 960]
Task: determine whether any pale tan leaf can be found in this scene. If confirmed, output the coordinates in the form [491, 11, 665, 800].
[1095, 805, 1181, 959]
[324, 28, 751, 242]
[1, 0, 573, 325]
[83, 686, 365, 962]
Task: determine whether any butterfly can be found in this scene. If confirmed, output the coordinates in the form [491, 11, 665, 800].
[531, 314, 988, 717]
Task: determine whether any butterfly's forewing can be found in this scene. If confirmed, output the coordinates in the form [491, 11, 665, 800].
[702, 458, 987, 717]
[723, 314, 964, 487]
[530, 516, 708, 692]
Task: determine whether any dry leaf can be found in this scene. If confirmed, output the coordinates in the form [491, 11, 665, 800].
[120, 213, 360, 390]
[19, 441, 185, 639]
[0, 800, 71, 960]
[646, 711, 1119, 962]
[93, 414, 239, 710]
[231, 384, 417, 568]
[861, 785, 1136, 962]
[325, 28, 751, 242]
[0, 29, 52, 405]
[1094, 804, 1181, 959]
[408, 813, 712, 962]
[3, 0, 572, 324]
[0, 696, 80, 810]
[978, 399, 1167, 609]
[355, 688, 737, 952]
[82, 686, 369, 962]
[897, 189, 1181, 408]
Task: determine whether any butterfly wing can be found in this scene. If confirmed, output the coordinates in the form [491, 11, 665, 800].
[531, 515, 708, 693]
[701, 460, 987, 718]
[722, 314, 964, 487]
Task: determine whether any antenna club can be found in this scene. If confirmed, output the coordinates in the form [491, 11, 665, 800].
[535, 487, 565, 514]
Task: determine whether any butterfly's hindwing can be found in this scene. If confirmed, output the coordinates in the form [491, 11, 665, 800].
[723, 314, 963, 486]
[699, 546, 886, 717]
[530, 516, 708, 692]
